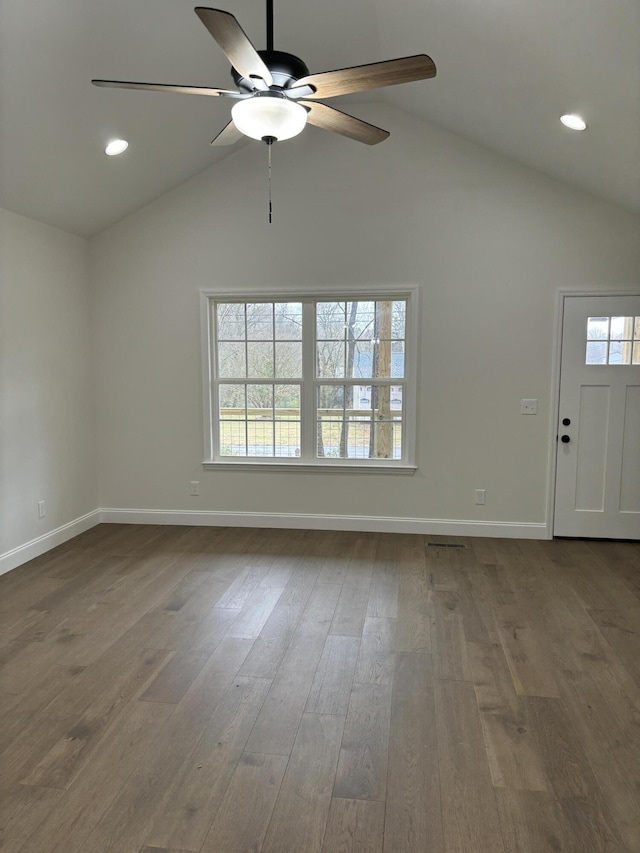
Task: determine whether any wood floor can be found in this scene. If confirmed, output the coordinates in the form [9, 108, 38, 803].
[1, 525, 639, 853]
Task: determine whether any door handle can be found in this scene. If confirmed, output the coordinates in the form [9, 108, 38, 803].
[561, 434, 571, 443]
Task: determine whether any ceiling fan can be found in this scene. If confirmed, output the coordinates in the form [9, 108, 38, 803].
[92, 2, 437, 147]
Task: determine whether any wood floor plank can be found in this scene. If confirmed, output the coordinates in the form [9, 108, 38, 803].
[306, 634, 361, 715]
[494, 789, 576, 853]
[201, 752, 288, 852]
[142, 676, 271, 852]
[0, 663, 86, 754]
[466, 641, 548, 792]
[367, 536, 399, 618]
[22, 647, 171, 789]
[330, 582, 370, 637]
[384, 653, 443, 853]
[555, 669, 640, 850]
[333, 682, 392, 801]
[245, 584, 341, 755]
[431, 591, 471, 681]
[262, 712, 345, 853]
[353, 616, 396, 686]
[321, 798, 385, 853]
[494, 604, 560, 698]
[139, 648, 212, 704]
[238, 557, 321, 678]
[526, 695, 627, 852]
[244, 632, 328, 756]
[587, 608, 640, 685]
[21, 700, 175, 853]
[225, 584, 285, 639]
[0, 784, 64, 853]
[395, 536, 431, 654]
[435, 678, 505, 853]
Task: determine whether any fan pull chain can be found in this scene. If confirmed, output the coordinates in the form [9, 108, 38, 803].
[264, 136, 275, 224]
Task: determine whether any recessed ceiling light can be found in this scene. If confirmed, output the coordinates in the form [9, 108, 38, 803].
[560, 114, 587, 131]
[104, 139, 129, 155]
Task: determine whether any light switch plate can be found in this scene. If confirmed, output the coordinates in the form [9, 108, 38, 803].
[521, 398, 538, 415]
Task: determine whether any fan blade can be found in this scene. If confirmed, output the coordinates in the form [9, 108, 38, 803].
[295, 54, 436, 100]
[211, 120, 245, 146]
[301, 102, 389, 145]
[195, 8, 273, 87]
[92, 79, 242, 97]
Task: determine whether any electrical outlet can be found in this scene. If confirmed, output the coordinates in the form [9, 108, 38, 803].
[520, 398, 538, 415]
[37, 500, 46, 518]
[190, 481, 200, 496]
[474, 489, 486, 505]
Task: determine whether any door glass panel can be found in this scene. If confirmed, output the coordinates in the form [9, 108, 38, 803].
[586, 341, 607, 365]
[587, 317, 609, 340]
[585, 316, 636, 365]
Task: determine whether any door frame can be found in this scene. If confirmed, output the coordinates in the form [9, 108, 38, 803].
[548, 289, 640, 539]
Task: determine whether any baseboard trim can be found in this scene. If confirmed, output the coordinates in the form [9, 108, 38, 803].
[99, 508, 549, 539]
[0, 510, 101, 577]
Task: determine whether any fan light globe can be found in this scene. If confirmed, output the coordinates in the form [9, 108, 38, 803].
[232, 95, 307, 142]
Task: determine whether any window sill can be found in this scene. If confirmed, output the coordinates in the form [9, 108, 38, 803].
[202, 460, 417, 475]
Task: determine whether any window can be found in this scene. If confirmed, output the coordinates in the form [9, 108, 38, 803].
[202, 291, 417, 471]
[585, 316, 640, 365]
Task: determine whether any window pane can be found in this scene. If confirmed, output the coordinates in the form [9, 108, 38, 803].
[390, 387, 403, 412]
[373, 417, 402, 459]
[275, 421, 300, 457]
[610, 316, 633, 340]
[352, 341, 374, 378]
[220, 420, 247, 456]
[633, 342, 640, 364]
[317, 341, 345, 378]
[246, 303, 273, 340]
[608, 341, 631, 365]
[391, 341, 405, 378]
[247, 384, 273, 419]
[247, 341, 274, 377]
[217, 303, 245, 340]
[586, 341, 607, 364]
[247, 421, 274, 456]
[348, 301, 376, 340]
[635, 317, 640, 340]
[274, 384, 301, 416]
[318, 384, 344, 413]
[587, 317, 609, 340]
[317, 302, 346, 340]
[217, 341, 246, 378]
[219, 383, 245, 411]
[275, 342, 302, 378]
[392, 300, 406, 339]
[274, 302, 302, 340]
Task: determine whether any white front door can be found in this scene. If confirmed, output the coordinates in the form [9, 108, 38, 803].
[554, 294, 640, 539]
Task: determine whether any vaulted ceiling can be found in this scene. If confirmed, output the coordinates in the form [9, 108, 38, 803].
[1, 0, 638, 237]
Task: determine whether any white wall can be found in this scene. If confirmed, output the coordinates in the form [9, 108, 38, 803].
[90, 104, 640, 533]
[0, 208, 96, 561]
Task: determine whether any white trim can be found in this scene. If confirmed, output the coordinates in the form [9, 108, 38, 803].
[0, 510, 101, 577]
[99, 508, 548, 539]
[0, 506, 548, 578]
[202, 461, 416, 474]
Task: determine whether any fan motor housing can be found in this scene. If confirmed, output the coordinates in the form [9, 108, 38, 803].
[232, 50, 310, 92]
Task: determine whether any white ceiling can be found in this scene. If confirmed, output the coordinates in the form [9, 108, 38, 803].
[1, 0, 639, 237]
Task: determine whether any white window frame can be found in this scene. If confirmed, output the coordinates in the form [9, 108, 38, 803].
[200, 286, 418, 473]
